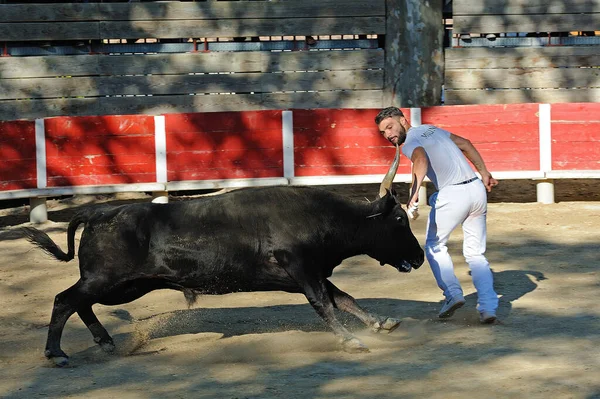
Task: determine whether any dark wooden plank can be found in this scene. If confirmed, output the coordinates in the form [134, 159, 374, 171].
[445, 47, 600, 69]
[0, 1, 384, 23]
[100, 53, 265, 76]
[445, 68, 600, 89]
[453, 14, 599, 33]
[454, 0, 600, 15]
[0, 55, 100, 79]
[0, 90, 383, 120]
[100, 0, 385, 20]
[99, 17, 385, 40]
[0, 70, 383, 100]
[0, 22, 100, 41]
[0, 3, 99, 23]
[444, 88, 600, 104]
[0, 50, 383, 79]
[265, 49, 384, 72]
[101, 50, 384, 75]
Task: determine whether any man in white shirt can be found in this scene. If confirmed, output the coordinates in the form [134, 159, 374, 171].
[375, 107, 499, 323]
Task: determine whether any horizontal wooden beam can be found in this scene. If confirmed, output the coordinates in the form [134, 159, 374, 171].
[0, 90, 383, 121]
[0, 17, 384, 41]
[100, 18, 385, 40]
[445, 46, 600, 69]
[444, 88, 600, 105]
[454, 0, 600, 15]
[0, 70, 384, 100]
[446, 68, 600, 89]
[0, 50, 383, 79]
[453, 14, 599, 33]
[0, 1, 385, 23]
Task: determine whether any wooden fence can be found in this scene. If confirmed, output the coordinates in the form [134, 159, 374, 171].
[0, 0, 444, 121]
[445, 0, 600, 105]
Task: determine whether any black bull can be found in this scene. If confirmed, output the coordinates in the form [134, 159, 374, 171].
[22, 149, 424, 366]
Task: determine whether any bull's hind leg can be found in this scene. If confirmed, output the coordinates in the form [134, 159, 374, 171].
[78, 307, 115, 353]
[48, 279, 160, 366]
[275, 250, 369, 353]
[45, 280, 90, 367]
[325, 281, 401, 334]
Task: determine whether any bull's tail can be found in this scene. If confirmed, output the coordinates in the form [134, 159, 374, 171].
[22, 207, 96, 262]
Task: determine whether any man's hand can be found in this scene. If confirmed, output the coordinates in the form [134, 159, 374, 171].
[406, 190, 420, 220]
[481, 172, 498, 192]
[406, 192, 419, 210]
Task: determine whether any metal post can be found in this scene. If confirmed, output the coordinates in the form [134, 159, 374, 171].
[418, 185, 428, 206]
[29, 197, 48, 224]
[536, 179, 555, 204]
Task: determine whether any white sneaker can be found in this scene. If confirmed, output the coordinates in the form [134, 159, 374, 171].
[480, 311, 497, 324]
[438, 296, 465, 318]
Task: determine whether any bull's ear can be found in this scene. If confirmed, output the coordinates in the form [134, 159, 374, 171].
[371, 189, 396, 215]
[376, 187, 394, 200]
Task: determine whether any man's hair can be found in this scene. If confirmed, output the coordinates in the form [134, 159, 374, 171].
[375, 107, 404, 125]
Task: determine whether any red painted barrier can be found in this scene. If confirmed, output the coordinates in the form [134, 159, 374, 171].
[165, 111, 283, 181]
[551, 103, 600, 171]
[44, 115, 157, 187]
[293, 108, 413, 176]
[0, 120, 36, 191]
[422, 104, 540, 172]
[0, 103, 598, 197]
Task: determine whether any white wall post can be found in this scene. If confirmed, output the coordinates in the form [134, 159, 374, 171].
[29, 197, 48, 224]
[151, 191, 169, 204]
[536, 180, 555, 204]
[418, 185, 428, 205]
[154, 115, 168, 203]
[538, 104, 554, 203]
[31, 119, 48, 223]
[282, 111, 294, 181]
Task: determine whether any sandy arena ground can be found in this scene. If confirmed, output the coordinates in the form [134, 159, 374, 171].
[0, 180, 599, 399]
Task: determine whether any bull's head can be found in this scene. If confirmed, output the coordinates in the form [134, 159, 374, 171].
[367, 144, 424, 273]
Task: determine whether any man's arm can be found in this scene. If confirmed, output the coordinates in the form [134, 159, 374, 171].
[407, 146, 428, 208]
[450, 133, 498, 192]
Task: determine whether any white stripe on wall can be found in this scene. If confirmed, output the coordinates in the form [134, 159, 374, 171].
[35, 119, 46, 189]
[539, 104, 552, 172]
[154, 115, 167, 183]
[282, 111, 294, 179]
[410, 107, 422, 127]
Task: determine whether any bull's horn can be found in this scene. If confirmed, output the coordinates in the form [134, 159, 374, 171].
[378, 144, 400, 198]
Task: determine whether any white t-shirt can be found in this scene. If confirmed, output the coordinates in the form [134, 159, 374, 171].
[401, 125, 476, 190]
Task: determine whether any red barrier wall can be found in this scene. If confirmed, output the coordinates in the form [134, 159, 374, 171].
[45, 115, 157, 186]
[293, 108, 413, 176]
[551, 103, 600, 171]
[0, 120, 36, 191]
[165, 111, 283, 181]
[0, 103, 598, 195]
[422, 104, 540, 172]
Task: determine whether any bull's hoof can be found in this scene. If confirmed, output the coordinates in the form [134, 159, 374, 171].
[341, 338, 370, 353]
[45, 349, 69, 367]
[52, 356, 70, 367]
[93, 336, 115, 353]
[371, 317, 401, 334]
[100, 341, 115, 353]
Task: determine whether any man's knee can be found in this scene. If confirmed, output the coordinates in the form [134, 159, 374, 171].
[464, 253, 488, 266]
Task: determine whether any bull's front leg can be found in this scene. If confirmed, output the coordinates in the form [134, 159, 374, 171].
[274, 251, 369, 353]
[325, 280, 401, 334]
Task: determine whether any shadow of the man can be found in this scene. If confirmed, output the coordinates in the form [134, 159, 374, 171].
[465, 269, 547, 319]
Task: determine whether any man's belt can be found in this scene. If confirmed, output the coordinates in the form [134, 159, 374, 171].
[453, 177, 478, 185]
